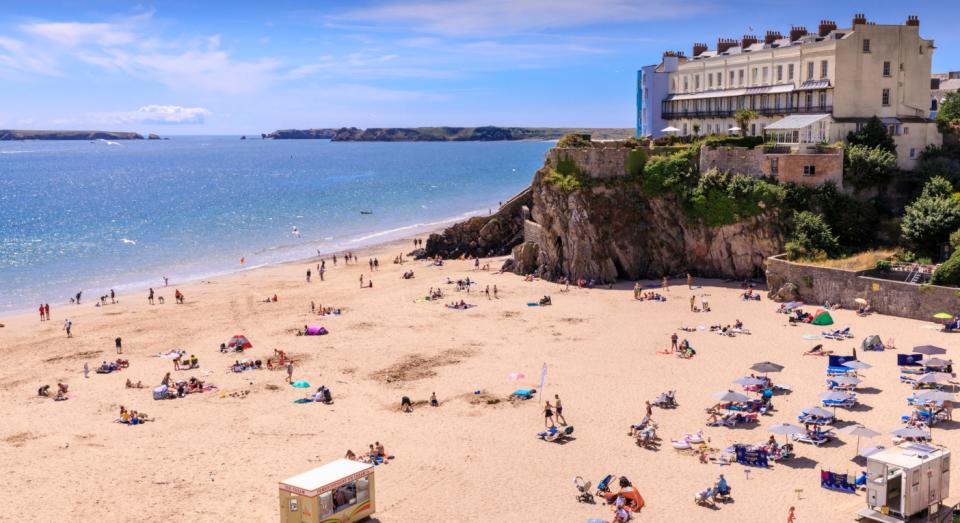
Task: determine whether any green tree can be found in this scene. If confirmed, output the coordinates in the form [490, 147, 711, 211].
[843, 144, 897, 190]
[936, 91, 960, 132]
[846, 116, 896, 154]
[931, 250, 960, 285]
[692, 123, 701, 136]
[734, 109, 758, 136]
[901, 177, 960, 256]
[785, 211, 840, 260]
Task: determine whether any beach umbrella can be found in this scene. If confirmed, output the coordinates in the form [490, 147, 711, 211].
[915, 390, 956, 402]
[727, 126, 741, 133]
[923, 357, 952, 368]
[854, 298, 868, 305]
[661, 126, 680, 133]
[733, 376, 766, 386]
[917, 372, 952, 384]
[507, 372, 525, 381]
[859, 445, 886, 458]
[891, 426, 929, 439]
[829, 376, 861, 387]
[914, 345, 947, 355]
[768, 422, 805, 444]
[713, 390, 750, 403]
[840, 424, 881, 455]
[842, 360, 872, 370]
[801, 406, 833, 419]
[291, 380, 310, 388]
[933, 313, 955, 320]
[819, 391, 854, 401]
[750, 361, 784, 374]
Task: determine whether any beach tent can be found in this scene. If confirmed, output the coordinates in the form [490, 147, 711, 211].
[861, 335, 884, 351]
[304, 326, 328, 336]
[228, 334, 253, 350]
[811, 309, 834, 326]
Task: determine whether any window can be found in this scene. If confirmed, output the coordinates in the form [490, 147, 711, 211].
[932, 99, 939, 110]
[750, 123, 756, 136]
[683, 76, 688, 91]
[777, 65, 783, 82]
[717, 72, 722, 86]
[883, 61, 891, 77]
[682, 123, 688, 135]
[695, 75, 700, 90]
[819, 91, 827, 108]
[708, 74, 713, 88]
[904, 126, 910, 135]
[671, 78, 676, 91]
[738, 69, 744, 85]
[730, 70, 735, 85]
[788, 64, 794, 80]
[320, 478, 371, 518]
[770, 157, 779, 175]
[910, 148, 916, 159]
[882, 88, 890, 106]
[863, 38, 871, 53]
[820, 60, 828, 79]
[762, 67, 769, 83]
[752, 67, 758, 83]
[807, 62, 814, 80]
[803, 165, 817, 176]
[805, 92, 813, 109]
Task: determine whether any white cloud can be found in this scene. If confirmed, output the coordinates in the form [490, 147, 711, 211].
[0, 35, 60, 76]
[343, 0, 703, 36]
[130, 105, 212, 124]
[20, 10, 152, 48]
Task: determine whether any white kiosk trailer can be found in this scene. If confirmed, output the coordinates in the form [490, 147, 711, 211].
[279, 459, 375, 523]
[858, 443, 952, 522]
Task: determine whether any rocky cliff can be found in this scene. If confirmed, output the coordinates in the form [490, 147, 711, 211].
[522, 166, 784, 281]
[0, 130, 143, 140]
[264, 129, 338, 139]
[423, 187, 532, 259]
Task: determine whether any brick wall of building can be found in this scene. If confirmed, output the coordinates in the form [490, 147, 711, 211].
[762, 150, 843, 188]
[699, 147, 764, 176]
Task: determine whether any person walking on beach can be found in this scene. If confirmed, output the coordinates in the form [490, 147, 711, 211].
[671, 332, 678, 351]
[83, 362, 89, 379]
[544, 401, 556, 428]
[554, 394, 567, 425]
[687, 273, 693, 289]
[148, 288, 155, 305]
[374, 258, 379, 270]
[63, 319, 72, 338]
[115, 337, 122, 354]
[690, 295, 696, 312]
[359, 274, 364, 288]
[44, 303, 50, 321]
[163, 276, 169, 287]
[493, 285, 498, 299]
[787, 506, 796, 523]
[661, 276, 669, 292]
[701, 293, 709, 312]
[333, 254, 337, 266]
[306, 269, 311, 282]
[645, 400, 653, 417]
[286, 361, 294, 383]
[368, 259, 374, 271]
[319, 266, 325, 281]
[110, 289, 116, 304]
[39, 304, 45, 322]
[75, 291, 82, 304]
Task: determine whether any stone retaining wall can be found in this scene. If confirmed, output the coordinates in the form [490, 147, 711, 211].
[765, 255, 960, 321]
[546, 147, 632, 179]
[523, 219, 545, 245]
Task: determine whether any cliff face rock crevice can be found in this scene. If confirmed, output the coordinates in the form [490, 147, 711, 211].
[527, 167, 784, 281]
[423, 187, 532, 259]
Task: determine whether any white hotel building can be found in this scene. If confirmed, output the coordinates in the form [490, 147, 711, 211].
[637, 14, 941, 170]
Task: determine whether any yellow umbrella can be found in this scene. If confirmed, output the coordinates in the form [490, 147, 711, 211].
[933, 313, 954, 320]
[854, 298, 868, 306]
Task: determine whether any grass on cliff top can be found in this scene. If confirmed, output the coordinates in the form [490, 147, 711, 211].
[793, 249, 896, 270]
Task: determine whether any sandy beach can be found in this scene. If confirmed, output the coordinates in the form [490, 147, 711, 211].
[1, 237, 957, 523]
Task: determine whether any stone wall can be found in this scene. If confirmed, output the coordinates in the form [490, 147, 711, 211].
[699, 147, 765, 176]
[523, 219, 545, 245]
[765, 255, 960, 321]
[762, 149, 844, 188]
[546, 147, 632, 179]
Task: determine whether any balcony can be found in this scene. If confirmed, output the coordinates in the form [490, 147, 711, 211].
[662, 105, 832, 120]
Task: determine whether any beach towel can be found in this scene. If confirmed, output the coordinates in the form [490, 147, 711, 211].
[293, 398, 314, 404]
[527, 303, 539, 307]
[305, 325, 328, 336]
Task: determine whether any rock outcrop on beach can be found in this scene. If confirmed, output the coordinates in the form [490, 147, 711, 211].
[148, 133, 161, 140]
[0, 130, 144, 140]
[424, 187, 532, 259]
[264, 126, 634, 142]
[526, 169, 784, 281]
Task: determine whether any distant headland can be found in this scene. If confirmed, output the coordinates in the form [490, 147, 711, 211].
[0, 130, 145, 141]
[263, 126, 633, 142]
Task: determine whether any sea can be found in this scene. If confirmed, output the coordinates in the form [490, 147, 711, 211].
[0, 137, 553, 313]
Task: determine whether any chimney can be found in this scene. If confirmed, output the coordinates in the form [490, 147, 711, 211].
[852, 13, 867, 26]
[692, 42, 708, 57]
[789, 26, 808, 42]
[818, 20, 837, 37]
[716, 38, 737, 54]
[741, 34, 758, 49]
[764, 31, 783, 45]
[906, 15, 919, 27]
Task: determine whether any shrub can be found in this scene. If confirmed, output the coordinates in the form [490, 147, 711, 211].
[901, 177, 960, 256]
[951, 229, 960, 250]
[543, 154, 590, 192]
[844, 144, 897, 190]
[557, 134, 592, 148]
[688, 170, 784, 226]
[625, 148, 647, 177]
[936, 92, 960, 132]
[875, 259, 892, 271]
[734, 109, 758, 134]
[846, 116, 896, 154]
[786, 211, 840, 260]
[640, 152, 696, 196]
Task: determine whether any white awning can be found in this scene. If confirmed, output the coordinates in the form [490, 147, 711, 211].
[764, 113, 832, 131]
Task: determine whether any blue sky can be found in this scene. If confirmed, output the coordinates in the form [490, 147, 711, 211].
[1, 1, 959, 134]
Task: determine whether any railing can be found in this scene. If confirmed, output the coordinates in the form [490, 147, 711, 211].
[661, 105, 832, 119]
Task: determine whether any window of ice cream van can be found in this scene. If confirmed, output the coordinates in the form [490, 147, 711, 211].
[320, 477, 371, 518]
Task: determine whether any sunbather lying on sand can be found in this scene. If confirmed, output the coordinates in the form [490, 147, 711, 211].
[125, 379, 144, 388]
[803, 344, 832, 356]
